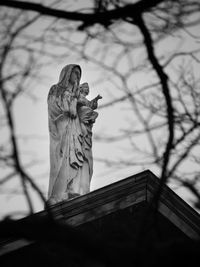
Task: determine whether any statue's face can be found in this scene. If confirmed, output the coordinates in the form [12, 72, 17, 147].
[69, 67, 81, 85]
[82, 85, 89, 96]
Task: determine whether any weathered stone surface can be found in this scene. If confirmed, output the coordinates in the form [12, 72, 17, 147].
[47, 65, 102, 204]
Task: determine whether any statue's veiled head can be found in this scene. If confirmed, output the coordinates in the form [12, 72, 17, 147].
[48, 64, 82, 99]
[58, 64, 81, 88]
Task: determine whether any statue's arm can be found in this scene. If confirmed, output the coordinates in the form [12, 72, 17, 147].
[90, 94, 102, 110]
[48, 93, 67, 122]
[77, 95, 88, 106]
[56, 92, 76, 117]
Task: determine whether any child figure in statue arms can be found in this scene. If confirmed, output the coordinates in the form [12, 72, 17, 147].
[78, 82, 102, 135]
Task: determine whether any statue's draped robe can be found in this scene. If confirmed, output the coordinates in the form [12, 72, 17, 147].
[47, 65, 93, 203]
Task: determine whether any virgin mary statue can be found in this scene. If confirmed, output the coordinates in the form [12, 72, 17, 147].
[47, 64, 94, 204]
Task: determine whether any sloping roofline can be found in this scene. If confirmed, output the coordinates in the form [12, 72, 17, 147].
[0, 170, 200, 256]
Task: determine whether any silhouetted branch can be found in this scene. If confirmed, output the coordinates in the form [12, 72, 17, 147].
[0, 0, 164, 29]
[0, 10, 52, 215]
[98, 93, 132, 109]
[135, 14, 174, 190]
[168, 133, 200, 178]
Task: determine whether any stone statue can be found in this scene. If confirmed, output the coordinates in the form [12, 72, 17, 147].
[47, 64, 102, 204]
[78, 82, 102, 136]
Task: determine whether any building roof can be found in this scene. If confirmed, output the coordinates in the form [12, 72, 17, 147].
[0, 170, 200, 256]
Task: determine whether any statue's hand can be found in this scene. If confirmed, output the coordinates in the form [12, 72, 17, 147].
[72, 80, 79, 94]
[69, 98, 77, 118]
[75, 86, 80, 98]
[96, 94, 102, 101]
[70, 113, 77, 119]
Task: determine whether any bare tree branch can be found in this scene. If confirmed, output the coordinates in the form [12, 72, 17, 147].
[135, 14, 174, 190]
[0, 0, 164, 29]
